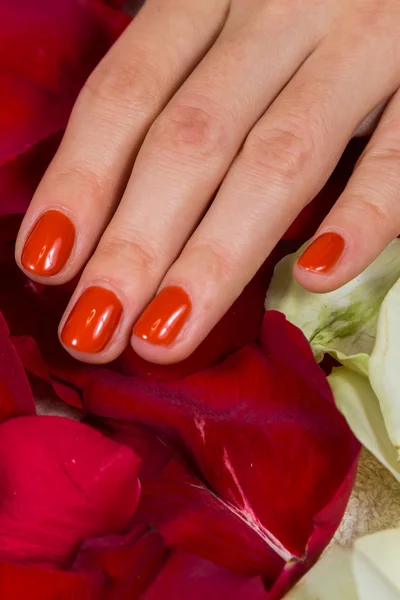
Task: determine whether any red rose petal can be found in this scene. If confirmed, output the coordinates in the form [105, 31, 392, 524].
[0, 561, 102, 600]
[0, 311, 35, 423]
[142, 551, 267, 600]
[74, 525, 168, 599]
[82, 312, 359, 577]
[0, 0, 129, 166]
[0, 416, 141, 568]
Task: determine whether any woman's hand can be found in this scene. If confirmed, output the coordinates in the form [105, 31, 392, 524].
[15, 0, 400, 364]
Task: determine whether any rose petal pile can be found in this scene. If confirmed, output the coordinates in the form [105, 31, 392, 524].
[0, 1, 362, 598]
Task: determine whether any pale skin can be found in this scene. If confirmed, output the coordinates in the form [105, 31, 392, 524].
[15, 0, 400, 364]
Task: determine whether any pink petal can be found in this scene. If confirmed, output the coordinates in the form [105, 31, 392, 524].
[0, 416, 141, 568]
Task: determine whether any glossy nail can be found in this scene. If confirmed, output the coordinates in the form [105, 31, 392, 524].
[21, 210, 75, 277]
[61, 286, 123, 353]
[133, 286, 191, 346]
[297, 232, 345, 273]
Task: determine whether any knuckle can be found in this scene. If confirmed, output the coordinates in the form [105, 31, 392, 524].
[83, 50, 162, 114]
[242, 121, 316, 185]
[150, 102, 230, 159]
[363, 142, 400, 173]
[348, 192, 394, 228]
[46, 165, 105, 202]
[355, 0, 398, 34]
[97, 234, 159, 278]
[185, 241, 234, 284]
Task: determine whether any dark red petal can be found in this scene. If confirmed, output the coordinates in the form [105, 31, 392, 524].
[136, 460, 284, 582]
[0, 311, 35, 422]
[0, 0, 129, 166]
[142, 552, 267, 600]
[0, 416, 141, 568]
[82, 312, 359, 576]
[74, 525, 168, 599]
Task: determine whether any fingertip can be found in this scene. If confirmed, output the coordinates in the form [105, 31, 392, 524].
[293, 230, 349, 293]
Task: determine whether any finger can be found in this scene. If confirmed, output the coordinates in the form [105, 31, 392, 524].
[353, 99, 388, 137]
[131, 30, 400, 364]
[295, 87, 400, 292]
[57, 1, 325, 362]
[15, 0, 228, 283]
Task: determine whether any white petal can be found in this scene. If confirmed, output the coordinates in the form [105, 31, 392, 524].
[370, 279, 400, 452]
[328, 367, 400, 481]
[353, 529, 400, 600]
[284, 546, 357, 599]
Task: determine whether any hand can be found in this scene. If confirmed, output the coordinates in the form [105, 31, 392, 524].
[15, 0, 400, 364]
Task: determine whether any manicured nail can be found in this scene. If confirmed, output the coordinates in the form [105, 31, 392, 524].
[297, 232, 345, 273]
[133, 286, 191, 346]
[61, 286, 123, 353]
[21, 210, 75, 277]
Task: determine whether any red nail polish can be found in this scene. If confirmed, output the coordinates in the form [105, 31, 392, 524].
[21, 210, 75, 276]
[133, 286, 191, 346]
[298, 232, 345, 273]
[61, 286, 123, 353]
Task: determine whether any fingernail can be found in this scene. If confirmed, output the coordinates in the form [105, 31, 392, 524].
[133, 286, 191, 346]
[61, 286, 123, 353]
[21, 210, 75, 277]
[297, 232, 345, 273]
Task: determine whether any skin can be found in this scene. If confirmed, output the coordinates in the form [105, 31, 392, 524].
[15, 0, 400, 364]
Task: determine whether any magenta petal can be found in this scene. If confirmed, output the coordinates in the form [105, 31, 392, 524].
[0, 311, 35, 422]
[0, 416, 141, 568]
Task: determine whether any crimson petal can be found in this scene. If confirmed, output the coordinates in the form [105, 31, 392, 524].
[0, 561, 102, 600]
[0, 416, 141, 568]
[74, 525, 168, 599]
[142, 551, 267, 600]
[82, 311, 359, 579]
[0, 311, 35, 422]
[0, 0, 129, 168]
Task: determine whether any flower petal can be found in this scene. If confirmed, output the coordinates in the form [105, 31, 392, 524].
[0, 311, 35, 422]
[0, 416, 141, 568]
[142, 551, 267, 600]
[74, 525, 167, 599]
[353, 529, 400, 600]
[83, 311, 359, 579]
[328, 367, 400, 482]
[284, 546, 358, 600]
[0, 561, 102, 600]
[369, 279, 400, 453]
[0, 0, 129, 166]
